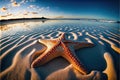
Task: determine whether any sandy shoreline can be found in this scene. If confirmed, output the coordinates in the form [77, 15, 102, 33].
[1, 20, 119, 80]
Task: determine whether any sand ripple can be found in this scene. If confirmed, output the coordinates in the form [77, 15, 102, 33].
[1, 20, 119, 80]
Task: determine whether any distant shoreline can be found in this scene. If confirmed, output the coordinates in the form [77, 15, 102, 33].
[0, 17, 119, 23]
[0, 17, 49, 22]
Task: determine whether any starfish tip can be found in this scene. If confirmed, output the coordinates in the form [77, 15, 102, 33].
[31, 62, 36, 68]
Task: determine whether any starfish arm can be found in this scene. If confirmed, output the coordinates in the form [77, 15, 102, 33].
[58, 32, 65, 40]
[61, 42, 88, 75]
[38, 33, 65, 47]
[64, 40, 94, 50]
[31, 42, 62, 68]
[38, 39, 58, 47]
[30, 46, 47, 64]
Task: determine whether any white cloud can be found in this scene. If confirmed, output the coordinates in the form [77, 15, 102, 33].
[29, 5, 36, 8]
[0, 7, 7, 12]
[10, 0, 28, 7]
[12, 2, 20, 7]
[20, 0, 28, 4]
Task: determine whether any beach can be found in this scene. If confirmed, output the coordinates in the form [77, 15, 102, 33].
[0, 20, 119, 80]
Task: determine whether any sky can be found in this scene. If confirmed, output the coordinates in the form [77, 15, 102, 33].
[0, 0, 119, 20]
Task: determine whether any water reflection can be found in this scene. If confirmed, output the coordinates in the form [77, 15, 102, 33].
[1, 20, 47, 31]
[0, 20, 48, 38]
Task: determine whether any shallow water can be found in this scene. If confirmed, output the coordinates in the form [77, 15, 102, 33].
[0, 20, 120, 80]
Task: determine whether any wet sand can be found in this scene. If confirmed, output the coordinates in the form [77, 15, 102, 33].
[0, 20, 119, 80]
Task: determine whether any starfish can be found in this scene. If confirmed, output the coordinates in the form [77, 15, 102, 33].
[31, 33, 94, 75]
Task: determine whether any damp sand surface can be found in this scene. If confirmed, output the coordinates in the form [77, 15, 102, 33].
[0, 20, 119, 80]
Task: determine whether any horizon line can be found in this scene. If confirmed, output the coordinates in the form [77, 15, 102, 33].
[0, 17, 119, 21]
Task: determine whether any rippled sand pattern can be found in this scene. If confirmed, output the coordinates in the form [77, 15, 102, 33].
[0, 20, 119, 80]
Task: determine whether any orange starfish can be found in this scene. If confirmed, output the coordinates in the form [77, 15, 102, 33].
[31, 33, 94, 75]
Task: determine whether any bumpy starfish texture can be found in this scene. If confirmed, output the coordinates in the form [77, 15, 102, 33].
[31, 33, 94, 75]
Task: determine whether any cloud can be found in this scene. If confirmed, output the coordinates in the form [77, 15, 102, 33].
[31, 12, 38, 14]
[11, 0, 27, 3]
[54, 16, 64, 18]
[10, 0, 28, 7]
[27, 4, 50, 12]
[0, 7, 7, 12]
[29, 5, 36, 8]
[7, 13, 12, 16]
[38, 7, 50, 12]
[0, 12, 13, 19]
[12, 2, 20, 7]
[1, 15, 7, 17]
[23, 11, 29, 15]
[20, 0, 28, 4]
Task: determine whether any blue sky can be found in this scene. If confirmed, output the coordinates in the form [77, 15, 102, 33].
[0, 0, 119, 20]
